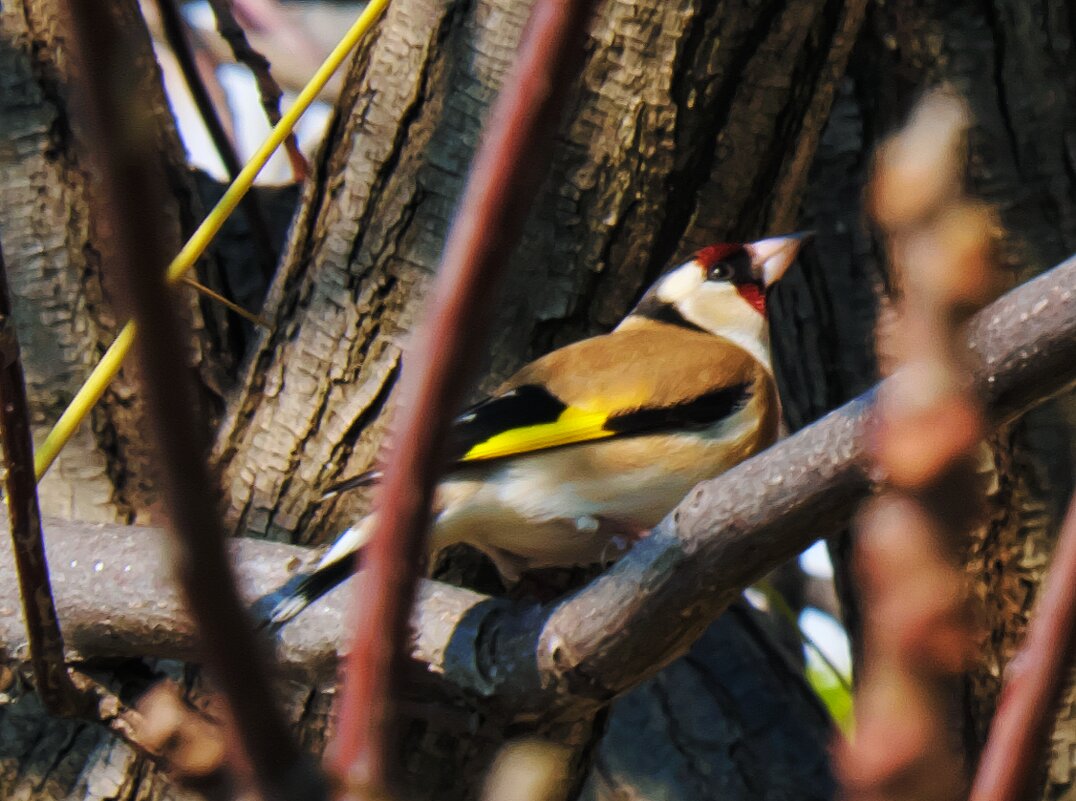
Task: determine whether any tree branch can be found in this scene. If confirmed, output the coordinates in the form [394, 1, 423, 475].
[0, 254, 1072, 710]
[206, 0, 307, 181]
[0, 239, 82, 716]
[0, 519, 480, 686]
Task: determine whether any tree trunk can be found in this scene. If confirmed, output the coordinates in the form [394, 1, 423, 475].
[210, 0, 864, 797]
[0, 2, 237, 799]
[0, 0, 235, 526]
[3, 0, 1075, 799]
[580, 603, 836, 801]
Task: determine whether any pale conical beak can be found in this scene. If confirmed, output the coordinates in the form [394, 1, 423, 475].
[746, 232, 812, 287]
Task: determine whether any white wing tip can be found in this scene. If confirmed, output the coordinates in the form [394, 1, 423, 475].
[268, 595, 308, 625]
[316, 522, 373, 569]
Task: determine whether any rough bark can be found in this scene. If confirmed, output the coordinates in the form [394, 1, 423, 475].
[214, 0, 868, 546]
[207, 0, 866, 796]
[0, 3, 239, 800]
[6, 0, 1075, 798]
[579, 604, 835, 801]
[0, 0, 232, 526]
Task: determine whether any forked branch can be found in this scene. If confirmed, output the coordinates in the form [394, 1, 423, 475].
[0, 253, 1071, 711]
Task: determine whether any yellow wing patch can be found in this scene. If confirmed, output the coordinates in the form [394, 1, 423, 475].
[461, 406, 613, 462]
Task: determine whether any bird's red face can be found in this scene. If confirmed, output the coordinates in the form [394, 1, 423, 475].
[625, 233, 808, 343]
[693, 243, 767, 315]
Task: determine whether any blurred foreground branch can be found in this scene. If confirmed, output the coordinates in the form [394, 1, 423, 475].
[0, 253, 1072, 708]
[838, 90, 995, 801]
[331, 0, 598, 792]
[59, 4, 318, 798]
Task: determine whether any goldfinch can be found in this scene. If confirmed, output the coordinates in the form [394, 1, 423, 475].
[267, 234, 807, 624]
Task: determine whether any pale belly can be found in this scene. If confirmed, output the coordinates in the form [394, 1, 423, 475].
[430, 401, 770, 577]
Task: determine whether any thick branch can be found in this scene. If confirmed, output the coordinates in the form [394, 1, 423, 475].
[0, 255, 1072, 707]
[0, 520, 479, 686]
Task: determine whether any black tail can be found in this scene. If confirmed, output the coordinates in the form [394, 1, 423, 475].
[254, 555, 358, 630]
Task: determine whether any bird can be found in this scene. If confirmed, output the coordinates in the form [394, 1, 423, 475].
[265, 233, 808, 625]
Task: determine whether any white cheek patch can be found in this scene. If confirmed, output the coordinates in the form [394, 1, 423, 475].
[681, 283, 772, 369]
[681, 282, 739, 327]
[656, 263, 703, 304]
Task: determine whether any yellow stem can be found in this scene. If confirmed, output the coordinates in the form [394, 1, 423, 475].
[34, 323, 138, 480]
[34, 0, 390, 481]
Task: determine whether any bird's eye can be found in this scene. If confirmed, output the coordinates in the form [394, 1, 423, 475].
[707, 262, 732, 281]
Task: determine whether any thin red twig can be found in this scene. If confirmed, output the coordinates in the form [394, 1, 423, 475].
[206, 0, 308, 182]
[330, 0, 600, 793]
[969, 491, 1076, 801]
[0, 238, 82, 716]
[58, 7, 321, 800]
[153, 0, 279, 282]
